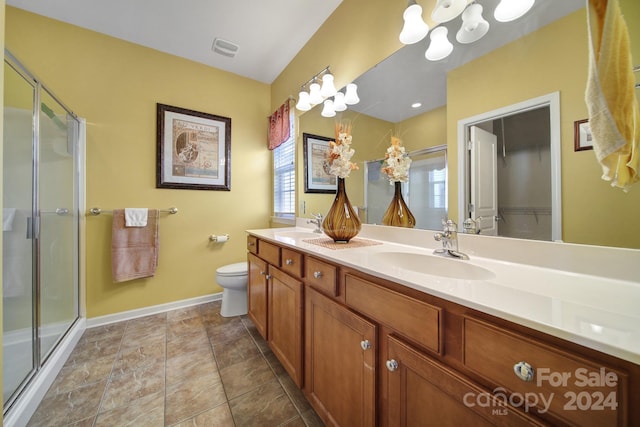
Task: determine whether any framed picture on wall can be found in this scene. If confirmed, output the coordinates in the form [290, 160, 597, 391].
[156, 103, 231, 190]
[574, 119, 593, 152]
[303, 133, 337, 193]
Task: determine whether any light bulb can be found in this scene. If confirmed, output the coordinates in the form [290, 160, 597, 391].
[456, 4, 490, 44]
[333, 92, 347, 112]
[431, 0, 466, 23]
[308, 82, 323, 105]
[425, 27, 453, 61]
[344, 83, 360, 105]
[295, 91, 311, 111]
[494, 0, 535, 23]
[321, 99, 336, 118]
[320, 73, 337, 97]
[399, 3, 429, 45]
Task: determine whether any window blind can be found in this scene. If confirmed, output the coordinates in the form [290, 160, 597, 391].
[274, 137, 295, 217]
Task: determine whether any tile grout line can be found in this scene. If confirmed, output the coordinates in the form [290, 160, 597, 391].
[89, 323, 127, 427]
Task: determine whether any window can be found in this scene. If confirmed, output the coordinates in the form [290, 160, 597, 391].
[273, 135, 295, 219]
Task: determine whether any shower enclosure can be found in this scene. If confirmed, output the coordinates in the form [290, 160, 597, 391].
[3, 51, 83, 419]
[365, 146, 448, 229]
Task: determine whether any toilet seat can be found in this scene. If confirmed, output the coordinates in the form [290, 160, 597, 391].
[216, 262, 247, 276]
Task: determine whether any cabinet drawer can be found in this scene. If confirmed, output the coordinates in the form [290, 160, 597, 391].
[258, 240, 280, 266]
[344, 274, 441, 355]
[247, 235, 258, 254]
[281, 248, 304, 279]
[463, 317, 627, 426]
[305, 256, 338, 297]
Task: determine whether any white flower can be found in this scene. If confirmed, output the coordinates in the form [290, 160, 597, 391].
[327, 124, 358, 178]
[382, 137, 411, 183]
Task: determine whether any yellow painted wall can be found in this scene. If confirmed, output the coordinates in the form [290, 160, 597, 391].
[397, 106, 448, 153]
[5, 7, 272, 317]
[448, 9, 640, 248]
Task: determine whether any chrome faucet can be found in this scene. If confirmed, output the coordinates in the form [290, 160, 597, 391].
[434, 219, 469, 260]
[307, 213, 324, 233]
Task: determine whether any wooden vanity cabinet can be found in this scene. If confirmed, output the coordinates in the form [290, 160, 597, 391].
[305, 286, 377, 427]
[246, 236, 305, 387]
[246, 235, 638, 427]
[247, 252, 268, 339]
[268, 266, 304, 387]
[385, 335, 545, 426]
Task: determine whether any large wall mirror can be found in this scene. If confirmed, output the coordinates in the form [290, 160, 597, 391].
[297, 0, 640, 249]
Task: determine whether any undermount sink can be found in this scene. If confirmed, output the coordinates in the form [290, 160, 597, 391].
[371, 252, 495, 281]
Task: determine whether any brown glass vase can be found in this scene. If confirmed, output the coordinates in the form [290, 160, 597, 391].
[382, 181, 416, 228]
[322, 177, 362, 243]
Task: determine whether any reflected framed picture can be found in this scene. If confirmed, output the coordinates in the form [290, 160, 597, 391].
[574, 119, 593, 152]
[303, 133, 337, 193]
[156, 103, 231, 190]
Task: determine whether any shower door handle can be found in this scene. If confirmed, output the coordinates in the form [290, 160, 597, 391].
[26, 216, 39, 240]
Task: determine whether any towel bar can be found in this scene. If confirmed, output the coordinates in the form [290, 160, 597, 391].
[89, 207, 178, 215]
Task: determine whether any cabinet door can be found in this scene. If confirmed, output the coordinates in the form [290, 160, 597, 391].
[268, 266, 304, 387]
[247, 253, 268, 339]
[305, 287, 376, 427]
[386, 336, 545, 427]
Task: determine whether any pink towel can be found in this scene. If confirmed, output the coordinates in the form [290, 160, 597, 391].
[112, 209, 159, 282]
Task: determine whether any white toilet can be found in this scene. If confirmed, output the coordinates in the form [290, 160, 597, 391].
[216, 262, 248, 317]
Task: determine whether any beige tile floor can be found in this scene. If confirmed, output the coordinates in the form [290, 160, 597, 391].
[27, 301, 324, 426]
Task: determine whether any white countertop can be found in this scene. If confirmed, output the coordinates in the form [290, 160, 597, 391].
[247, 225, 640, 365]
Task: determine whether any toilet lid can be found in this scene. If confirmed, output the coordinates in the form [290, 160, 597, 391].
[217, 261, 248, 276]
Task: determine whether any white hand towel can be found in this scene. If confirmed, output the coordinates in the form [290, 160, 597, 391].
[124, 208, 148, 227]
[3, 208, 16, 231]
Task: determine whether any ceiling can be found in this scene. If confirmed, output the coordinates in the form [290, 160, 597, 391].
[6, 0, 343, 84]
[350, 0, 585, 123]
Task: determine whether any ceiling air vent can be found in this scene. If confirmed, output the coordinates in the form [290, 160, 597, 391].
[212, 38, 239, 58]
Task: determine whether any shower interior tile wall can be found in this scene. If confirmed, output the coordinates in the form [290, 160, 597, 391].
[26, 301, 323, 427]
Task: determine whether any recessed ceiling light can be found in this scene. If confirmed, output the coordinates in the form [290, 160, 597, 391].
[411, 102, 422, 108]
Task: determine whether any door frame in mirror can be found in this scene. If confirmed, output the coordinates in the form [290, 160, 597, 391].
[457, 92, 562, 241]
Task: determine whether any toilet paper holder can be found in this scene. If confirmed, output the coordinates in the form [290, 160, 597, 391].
[209, 234, 230, 243]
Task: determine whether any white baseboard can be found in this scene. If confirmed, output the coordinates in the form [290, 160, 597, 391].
[86, 293, 222, 328]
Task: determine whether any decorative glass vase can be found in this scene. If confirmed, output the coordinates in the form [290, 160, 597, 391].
[382, 181, 416, 228]
[322, 177, 362, 243]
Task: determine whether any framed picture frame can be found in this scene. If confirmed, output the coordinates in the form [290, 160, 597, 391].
[303, 133, 337, 193]
[156, 103, 231, 190]
[574, 119, 593, 152]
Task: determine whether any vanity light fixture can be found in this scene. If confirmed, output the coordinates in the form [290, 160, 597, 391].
[308, 79, 323, 105]
[321, 99, 336, 117]
[425, 27, 453, 61]
[456, 3, 490, 44]
[494, 0, 535, 23]
[431, 0, 467, 23]
[399, 0, 430, 45]
[344, 83, 360, 105]
[296, 91, 312, 111]
[320, 73, 337, 98]
[333, 92, 348, 112]
[295, 66, 360, 113]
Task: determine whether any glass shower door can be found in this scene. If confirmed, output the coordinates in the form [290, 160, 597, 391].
[3, 60, 37, 405]
[38, 89, 79, 361]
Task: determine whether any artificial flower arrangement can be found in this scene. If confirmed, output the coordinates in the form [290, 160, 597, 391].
[325, 121, 359, 178]
[381, 136, 412, 183]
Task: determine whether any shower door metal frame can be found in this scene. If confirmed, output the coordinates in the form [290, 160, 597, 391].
[3, 50, 82, 415]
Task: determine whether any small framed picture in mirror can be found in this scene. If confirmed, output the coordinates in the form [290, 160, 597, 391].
[303, 133, 337, 193]
[574, 119, 593, 151]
